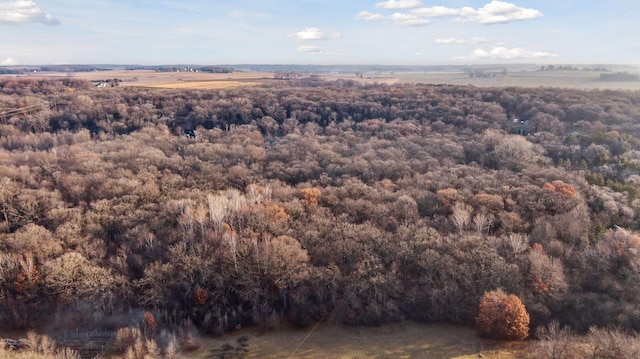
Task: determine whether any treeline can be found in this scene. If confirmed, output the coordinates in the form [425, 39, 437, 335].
[0, 79, 640, 336]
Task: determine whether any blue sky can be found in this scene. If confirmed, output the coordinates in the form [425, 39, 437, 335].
[0, 0, 638, 65]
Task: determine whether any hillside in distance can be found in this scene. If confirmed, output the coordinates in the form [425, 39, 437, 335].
[1, 77, 640, 356]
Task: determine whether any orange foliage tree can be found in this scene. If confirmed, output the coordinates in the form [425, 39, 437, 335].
[475, 289, 530, 340]
[542, 180, 576, 197]
[300, 188, 321, 207]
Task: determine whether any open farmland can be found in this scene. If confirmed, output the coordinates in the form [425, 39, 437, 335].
[0, 70, 274, 89]
[133, 80, 263, 89]
[3, 66, 640, 90]
[338, 69, 640, 90]
[396, 70, 640, 90]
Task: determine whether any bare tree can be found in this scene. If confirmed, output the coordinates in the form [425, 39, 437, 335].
[507, 233, 529, 261]
[207, 194, 229, 233]
[473, 210, 494, 235]
[17, 253, 38, 286]
[223, 226, 239, 273]
[178, 201, 195, 241]
[194, 203, 208, 237]
[533, 321, 576, 359]
[226, 188, 247, 228]
[451, 202, 471, 234]
[246, 184, 264, 205]
[587, 326, 640, 359]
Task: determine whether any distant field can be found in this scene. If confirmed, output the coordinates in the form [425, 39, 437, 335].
[322, 68, 640, 90]
[376, 70, 640, 90]
[194, 322, 530, 359]
[134, 80, 263, 89]
[0, 70, 274, 89]
[3, 68, 640, 90]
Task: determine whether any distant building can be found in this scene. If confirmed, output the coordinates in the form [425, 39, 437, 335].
[510, 118, 535, 136]
[273, 71, 305, 80]
[184, 129, 196, 139]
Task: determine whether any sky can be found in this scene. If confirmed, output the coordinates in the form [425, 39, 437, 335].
[0, 0, 638, 66]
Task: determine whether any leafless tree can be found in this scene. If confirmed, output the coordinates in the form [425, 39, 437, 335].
[533, 321, 576, 359]
[207, 194, 229, 233]
[223, 228, 239, 273]
[507, 233, 529, 260]
[588, 326, 640, 359]
[473, 210, 494, 235]
[178, 200, 195, 241]
[451, 203, 471, 234]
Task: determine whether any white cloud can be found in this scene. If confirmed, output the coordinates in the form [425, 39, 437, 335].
[375, 0, 422, 10]
[288, 27, 340, 41]
[470, 46, 556, 59]
[355, 11, 386, 22]
[288, 27, 324, 41]
[459, 1, 542, 24]
[436, 38, 464, 44]
[297, 45, 323, 54]
[369, 1, 541, 25]
[390, 12, 429, 26]
[0, 0, 60, 26]
[436, 36, 488, 45]
[411, 6, 460, 18]
[1, 57, 17, 65]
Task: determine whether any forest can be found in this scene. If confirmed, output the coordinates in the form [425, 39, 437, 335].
[1, 77, 640, 355]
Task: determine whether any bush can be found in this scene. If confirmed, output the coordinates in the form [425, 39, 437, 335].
[476, 289, 530, 340]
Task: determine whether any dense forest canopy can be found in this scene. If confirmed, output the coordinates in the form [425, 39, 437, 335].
[1, 78, 640, 337]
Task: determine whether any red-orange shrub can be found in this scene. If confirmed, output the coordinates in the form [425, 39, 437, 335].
[542, 180, 576, 197]
[476, 289, 530, 340]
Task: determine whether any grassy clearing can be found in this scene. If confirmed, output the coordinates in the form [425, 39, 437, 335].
[193, 321, 531, 359]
